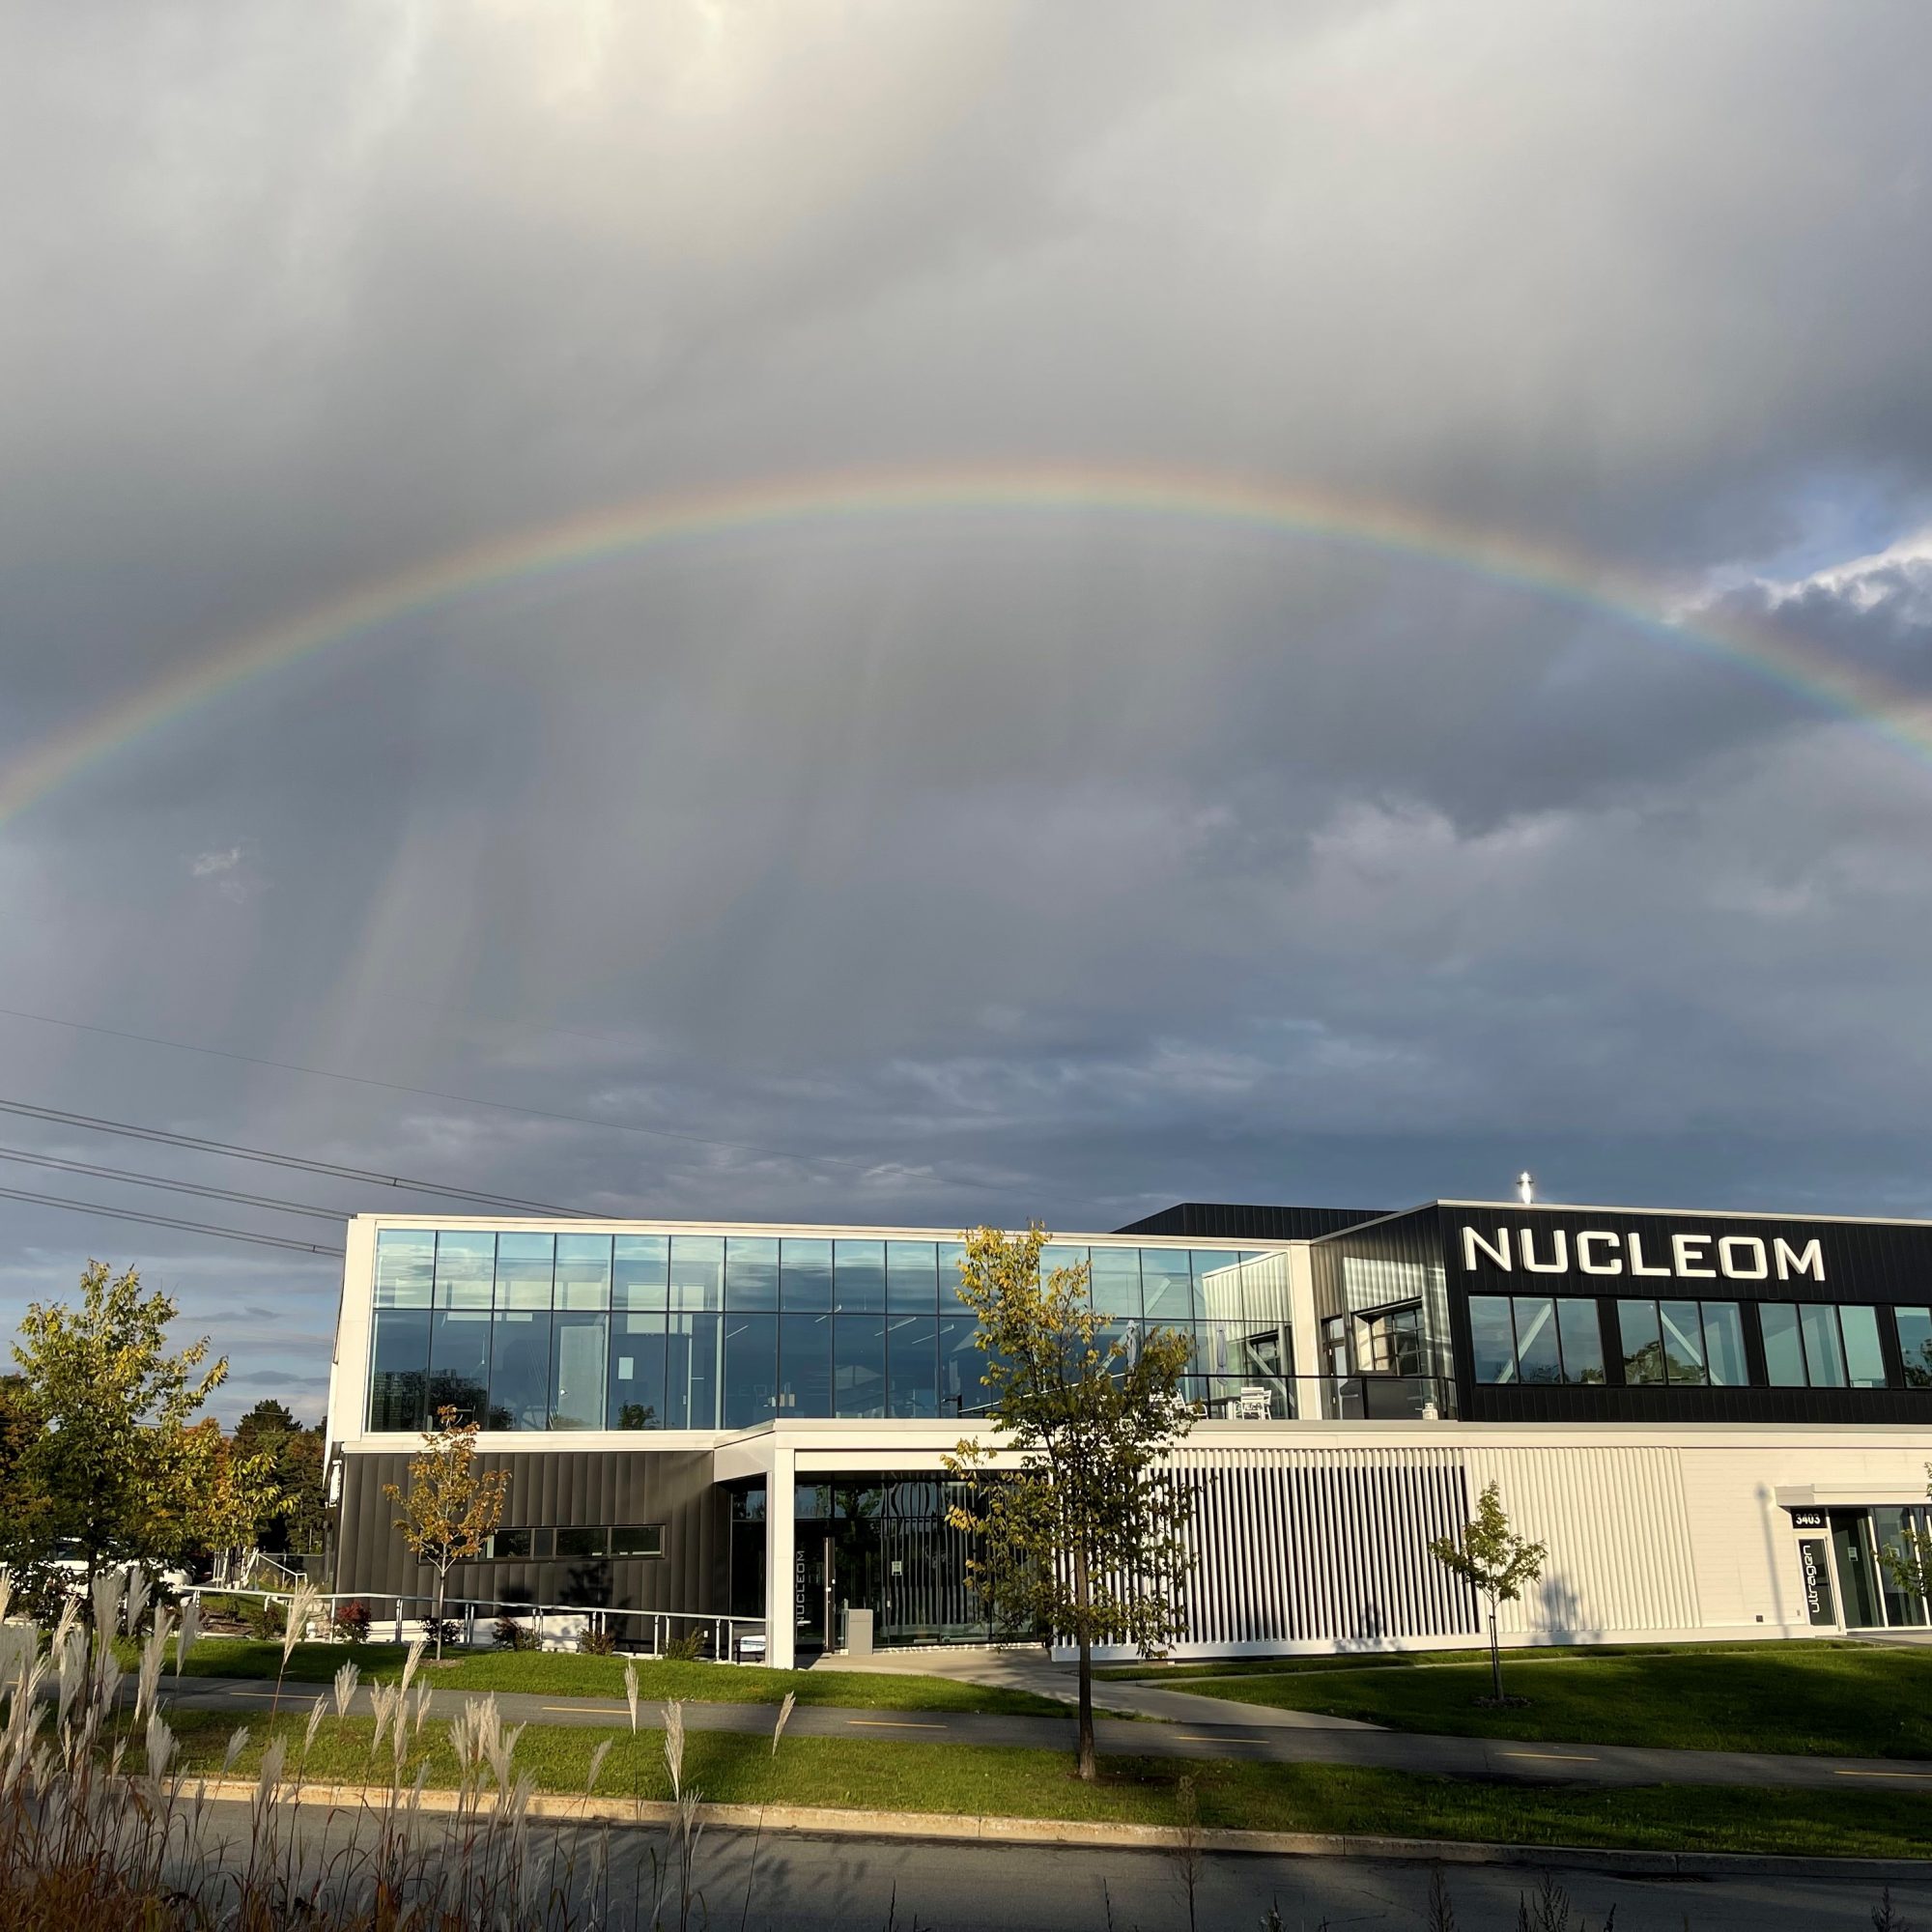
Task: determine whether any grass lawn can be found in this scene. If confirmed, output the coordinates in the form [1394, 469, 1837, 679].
[149, 1638, 1069, 1717]
[159, 1711, 1932, 1861]
[1126, 1641, 1932, 1758]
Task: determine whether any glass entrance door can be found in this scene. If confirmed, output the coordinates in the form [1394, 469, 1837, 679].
[1830, 1512, 1881, 1628]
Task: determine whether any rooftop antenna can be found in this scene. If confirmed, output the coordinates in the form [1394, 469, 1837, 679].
[1517, 1171, 1535, 1206]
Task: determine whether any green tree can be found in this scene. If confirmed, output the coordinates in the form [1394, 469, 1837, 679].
[234, 1399, 329, 1553]
[1428, 1480, 1547, 1702]
[12, 1261, 283, 1603]
[943, 1224, 1197, 1781]
[384, 1406, 511, 1660]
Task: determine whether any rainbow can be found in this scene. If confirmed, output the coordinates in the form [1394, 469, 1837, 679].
[6, 461, 1930, 828]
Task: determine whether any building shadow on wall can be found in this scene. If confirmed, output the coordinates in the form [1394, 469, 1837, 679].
[1532, 1573, 1601, 1646]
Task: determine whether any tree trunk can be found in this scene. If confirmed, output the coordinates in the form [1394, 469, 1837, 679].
[1487, 1602, 1502, 1701]
[1073, 1542, 1096, 1781]
[433, 1567, 446, 1662]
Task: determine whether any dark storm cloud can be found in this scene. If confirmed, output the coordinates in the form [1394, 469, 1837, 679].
[4, 2, 1932, 1415]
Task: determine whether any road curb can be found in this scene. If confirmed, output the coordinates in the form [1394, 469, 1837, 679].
[183, 1779, 1932, 1882]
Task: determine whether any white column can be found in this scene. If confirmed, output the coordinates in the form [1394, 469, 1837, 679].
[764, 1442, 795, 1669]
[1285, 1243, 1321, 1416]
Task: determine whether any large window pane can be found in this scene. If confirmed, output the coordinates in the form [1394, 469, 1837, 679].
[1617, 1300, 1665, 1385]
[1512, 1297, 1562, 1383]
[887, 1241, 938, 1312]
[1659, 1300, 1708, 1386]
[1702, 1302, 1749, 1387]
[780, 1238, 834, 1311]
[1895, 1308, 1932, 1389]
[835, 1240, 886, 1313]
[1760, 1302, 1806, 1386]
[427, 1308, 491, 1423]
[1555, 1300, 1605, 1384]
[669, 1236, 724, 1312]
[1191, 1252, 1241, 1324]
[722, 1314, 779, 1429]
[435, 1232, 497, 1309]
[887, 1314, 939, 1417]
[724, 1236, 780, 1310]
[368, 1309, 431, 1429]
[1467, 1296, 1517, 1383]
[487, 1308, 552, 1429]
[664, 1312, 722, 1427]
[554, 1235, 612, 1310]
[1040, 1244, 1089, 1287]
[549, 1311, 608, 1428]
[778, 1311, 833, 1418]
[610, 1312, 667, 1429]
[1140, 1251, 1196, 1324]
[1841, 1304, 1887, 1389]
[1087, 1247, 1143, 1319]
[375, 1230, 435, 1307]
[834, 1315, 888, 1417]
[938, 1315, 983, 1416]
[495, 1234, 554, 1309]
[937, 1241, 968, 1312]
[612, 1236, 668, 1310]
[1873, 1507, 1928, 1627]
[1800, 1303, 1848, 1387]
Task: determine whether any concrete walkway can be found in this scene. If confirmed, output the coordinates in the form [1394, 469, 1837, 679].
[803, 1641, 1378, 1729]
[166, 1673, 1932, 1793]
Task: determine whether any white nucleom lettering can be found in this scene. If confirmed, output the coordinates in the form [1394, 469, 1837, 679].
[1456, 1224, 1828, 1283]
[1719, 1236, 1769, 1280]
[1776, 1238, 1825, 1282]
[1671, 1233, 1716, 1279]
[1577, 1231, 1624, 1276]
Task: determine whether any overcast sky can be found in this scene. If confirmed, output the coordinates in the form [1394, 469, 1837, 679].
[4, 2, 1932, 1422]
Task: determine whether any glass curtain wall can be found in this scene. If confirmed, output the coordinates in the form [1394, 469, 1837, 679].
[367, 1229, 1254, 1433]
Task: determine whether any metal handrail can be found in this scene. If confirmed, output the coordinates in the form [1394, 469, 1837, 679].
[189, 1585, 769, 1662]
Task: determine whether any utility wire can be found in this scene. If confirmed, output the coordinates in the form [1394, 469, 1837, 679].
[0, 1143, 347, 1223]
[0, 1098, 587, 1217]
[0, 1183, 344, 1257]
[0, 1002, 868, 1171]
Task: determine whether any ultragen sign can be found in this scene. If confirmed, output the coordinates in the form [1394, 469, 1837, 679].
[1460, 1224, 1824, 1283]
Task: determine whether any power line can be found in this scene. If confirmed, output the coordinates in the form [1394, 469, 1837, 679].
[0, 1002, 867, 1171]
[0, 1183, 344, 1257]
[0, 1097, 587, 1216]
[0, 1144, 348, 1223]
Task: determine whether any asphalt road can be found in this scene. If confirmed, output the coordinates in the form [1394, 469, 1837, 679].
[179, 1803, 1932, 1931]
[168, 1673, 1932, 1793]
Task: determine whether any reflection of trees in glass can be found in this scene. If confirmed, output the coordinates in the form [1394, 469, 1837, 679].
[617, 1403, 657, 1430]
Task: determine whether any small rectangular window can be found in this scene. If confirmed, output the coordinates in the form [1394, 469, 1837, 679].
[1467, 1296, 1517, 1383]
[529, 1527, 556, 1559]
[1512, 1297, 1562, 1383]
[1895, 1307, 1932, 1390]
[1701, 1302, 1749, 1387]
[1617, 1300, 1665, 1385]
[1659, 1300, 1708, 1386]
[488, 1528, 531, 1561]
[554, 1526, 606, 1559]
[1800, 1303, 1847, 1387]
[1760, 1303, 1806, 1386]
[1555, 1300, 1605, 1383]
[612, 1524, 665, 1558]
[1840, 1304, 1888, 1389]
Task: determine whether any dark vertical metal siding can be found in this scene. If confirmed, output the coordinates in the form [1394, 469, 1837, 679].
[1441, 1206, 1932, 1425]
[1114, 1204, 1387, 1240]
[337, 1448, 728, 1613]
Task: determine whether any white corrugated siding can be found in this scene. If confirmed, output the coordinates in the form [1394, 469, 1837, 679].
[1171, 1445, 1479, 1646]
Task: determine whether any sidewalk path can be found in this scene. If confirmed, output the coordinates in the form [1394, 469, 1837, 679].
[166, 1674, 1932, 1794]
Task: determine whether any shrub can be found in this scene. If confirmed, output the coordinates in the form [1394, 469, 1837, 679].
[577, 1621, 617, 1657]
[661, 1630, 705, 1662]
[421, 1616, 463, 1652]
[242, 1596, 286, 1641]
[332, 1600, 372, 1645]
[494, 1614, 534, 1651]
